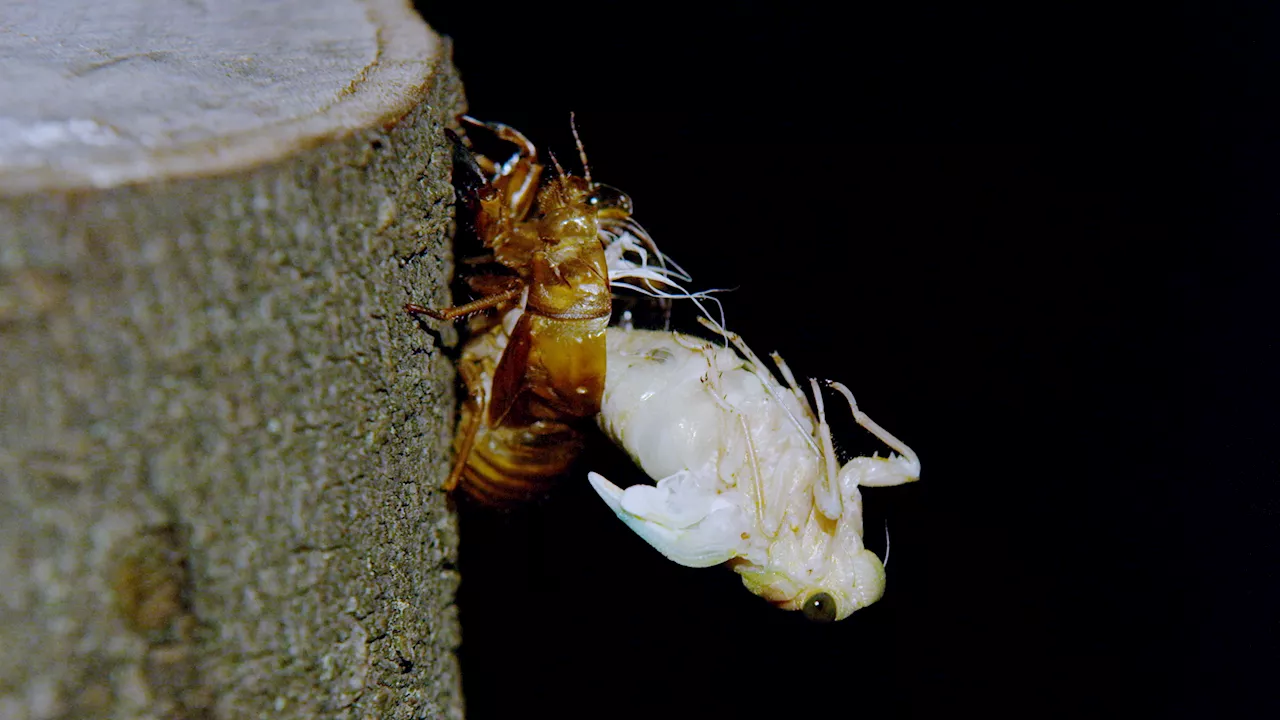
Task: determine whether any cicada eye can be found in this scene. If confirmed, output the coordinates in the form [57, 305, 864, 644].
[801, 592, 838, 623]
[587, 183, 633, 219]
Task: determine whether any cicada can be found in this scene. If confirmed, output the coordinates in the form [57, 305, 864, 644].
[408, 116, 700, 506]
[588, 317, 920, 621]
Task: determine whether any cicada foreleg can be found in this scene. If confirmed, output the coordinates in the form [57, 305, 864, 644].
[826, 381, 921, 489]
[459, 115, 543, 225]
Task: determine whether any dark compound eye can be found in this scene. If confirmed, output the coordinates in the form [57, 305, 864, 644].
[801, 592, 838, 623]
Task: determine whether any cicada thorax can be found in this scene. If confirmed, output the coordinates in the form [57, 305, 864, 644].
[414, 117, 629, 507]
[488, 176, 612, 426]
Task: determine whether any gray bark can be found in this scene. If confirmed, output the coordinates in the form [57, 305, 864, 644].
[0, 1, 465, 718]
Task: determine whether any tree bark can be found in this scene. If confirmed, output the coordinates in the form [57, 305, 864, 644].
[0, 1, 465, 717]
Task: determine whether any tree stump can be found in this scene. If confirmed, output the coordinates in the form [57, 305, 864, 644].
[0, 1, 465, 717]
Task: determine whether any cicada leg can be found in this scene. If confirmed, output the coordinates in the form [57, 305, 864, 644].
[695, 316, 844, 518]
[460, 115, 537, 161]
[459, 115, 542, 223]
[442, 357, 489, 493]
[769, 351, 820, 426]
[827, 381, 921, 488]
[404, 288, 521, 322]
[404, 276, 524, 322]
[808, 378, 846, 520]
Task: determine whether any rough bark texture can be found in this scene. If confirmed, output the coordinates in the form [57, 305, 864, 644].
[0, 1, 465, 718]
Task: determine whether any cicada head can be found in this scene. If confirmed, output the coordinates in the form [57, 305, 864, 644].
[733, 542, 887, 623]
[537, 176, 635, 232]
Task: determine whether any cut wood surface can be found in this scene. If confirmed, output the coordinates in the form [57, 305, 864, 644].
[0, 1, 465, 717]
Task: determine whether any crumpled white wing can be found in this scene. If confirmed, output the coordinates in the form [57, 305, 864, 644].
[588, 471, 752, 568]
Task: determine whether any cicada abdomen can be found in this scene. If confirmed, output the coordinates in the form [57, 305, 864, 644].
[444, 307, 587, 506]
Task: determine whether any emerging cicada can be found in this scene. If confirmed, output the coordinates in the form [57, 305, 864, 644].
[409, 116, 694, 506]
[589, 317, 920, 621]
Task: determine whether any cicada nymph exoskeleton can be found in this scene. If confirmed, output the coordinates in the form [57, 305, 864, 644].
[407, 116, 655, 506]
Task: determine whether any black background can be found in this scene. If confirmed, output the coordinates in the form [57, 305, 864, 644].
[419, 3, 1274, 718]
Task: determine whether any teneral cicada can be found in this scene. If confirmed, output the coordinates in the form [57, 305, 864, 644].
[588, 317, 921, 621]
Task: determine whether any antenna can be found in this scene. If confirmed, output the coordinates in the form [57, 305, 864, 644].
[569, 111, 592, 188]
[546, 149, 566, 179]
